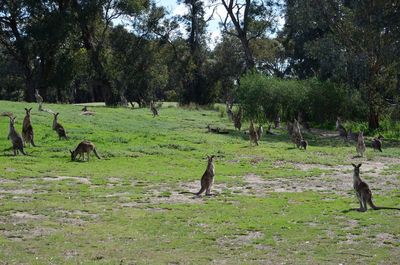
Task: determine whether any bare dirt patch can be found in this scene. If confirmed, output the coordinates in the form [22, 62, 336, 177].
[42, 176, 91, 185]
[374, 233, 399, 247]
[240, 160, 399, 196]
[217, 231, 264, 249]
[0, 188, 35, 195]
[9, 212, 47, 224]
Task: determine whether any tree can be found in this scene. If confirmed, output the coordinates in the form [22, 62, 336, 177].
[179, 0, 210, 104]
[0, 0, 72, 101]
[71, 0, 150, 105]
[315, 0, 400, 129]
[218, 0, 280, 71]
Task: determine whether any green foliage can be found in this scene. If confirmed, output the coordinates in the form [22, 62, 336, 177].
[238, 72, 368, 124]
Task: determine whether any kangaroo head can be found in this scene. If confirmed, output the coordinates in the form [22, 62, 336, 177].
[24, 108, 32, 115]
[351, 163, 362, 174]
[207, 155, 215, 163]
[70, 150, 76, 161]
[9, 116, 16, 125]
[54, 112, 59, 118]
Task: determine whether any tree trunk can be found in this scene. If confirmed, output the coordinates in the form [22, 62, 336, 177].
[239, 37, 255, 71]
[23, 67, 35, 102]
[368, 110, 379, 130]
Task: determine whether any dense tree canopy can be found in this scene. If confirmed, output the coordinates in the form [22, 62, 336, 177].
[0, 0, 399, 129]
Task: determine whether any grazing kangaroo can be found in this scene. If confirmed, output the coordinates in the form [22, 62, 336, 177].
[196, 155, 216, 196]
[8, 117, 26, 155]
[356, 131, 366, 157]
[22, 108, 36, 147]
[150, 101, 159, 117]
[249, 120, 259, 146]
[53, 113, 68, 139]
[351, 164, 400, 211]
[70, 140, 101, 161]
[233, 107, 243, 131]
[371, 135, 383, 152]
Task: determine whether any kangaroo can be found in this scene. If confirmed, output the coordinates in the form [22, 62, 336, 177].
[53, 113, 68, 140]
[356, 131, 366, 157]
[348, 129, 359, 141]
[351, 164, 400, 212]
[70, 140, 101, 161]
[226, 101, 234, 121]
[1, 112, 13, 117]
[233, 107, 243, 131]
[249, 120, 259, 146]
[22, 108, 36, 147]
[371, 135, 383, 152]
[336, 117, 348, 139]
[196, 155, 216, 196]
[299, 139, 308, 150]
[257, 125, 263, 140]
[35, 89, 44, 111]
[274, 115, 281, 129]
[150, 101, 159, 117]
[8, 117, 26, 156]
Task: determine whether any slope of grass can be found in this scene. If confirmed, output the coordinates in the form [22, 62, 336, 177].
[0, 100, 399, 264]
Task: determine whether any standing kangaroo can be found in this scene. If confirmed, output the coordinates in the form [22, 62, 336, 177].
[196, 155, 216, 196]
[356, 131, 366, 157]
[371, 135, 383, 152]
[249, 120, 259, 146]
[351, 164, 400, 212]
[22, 108, 36, 147]
[257, 125, 263, 140]
[226, 101, 233, 121]
[53, 113, 68, 139]
[8, 117, 26, 155]
[233, 107, 243, 131]
[336, 117, 348, 139]
[150, 101, 159, 117]
[70, 140, 101, 161]
[274, 115, 281, 129]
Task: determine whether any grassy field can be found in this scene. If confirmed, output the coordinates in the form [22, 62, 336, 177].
[0, 100, 399, 264]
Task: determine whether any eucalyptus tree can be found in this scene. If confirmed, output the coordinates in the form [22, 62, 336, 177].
[218, 0, 281, 71]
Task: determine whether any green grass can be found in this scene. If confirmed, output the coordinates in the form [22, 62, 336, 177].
[0, 100, 399, 264]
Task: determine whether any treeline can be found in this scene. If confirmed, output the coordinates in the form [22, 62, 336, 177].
[0, 0, 399, 129]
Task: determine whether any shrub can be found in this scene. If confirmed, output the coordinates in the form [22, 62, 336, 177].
[237, 72, 367, 125]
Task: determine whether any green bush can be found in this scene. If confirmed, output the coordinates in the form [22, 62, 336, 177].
[237, 72, 368, 125]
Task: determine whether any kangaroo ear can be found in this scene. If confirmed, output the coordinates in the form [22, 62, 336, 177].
[351, 163, 357, 168]
[29, 108, 32, 111]
[69, 150, 73, 154]
[358, 163, 362, 168]
[24, 108, 28, 112]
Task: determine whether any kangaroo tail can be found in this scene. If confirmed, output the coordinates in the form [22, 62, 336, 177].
[178, 191, 197, 195]
[196, 187, 206, 196]
[31, 137, 36, 147]
[20, 148, 27, 155]
[369, 198, 400, 210]
[372, 206, 400, 210]
[93, 148, 101, 159]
